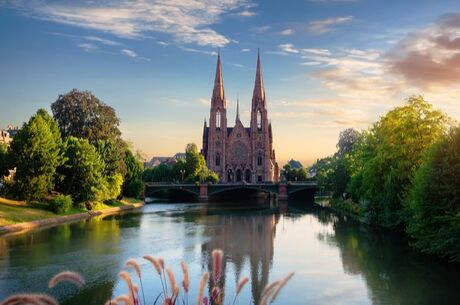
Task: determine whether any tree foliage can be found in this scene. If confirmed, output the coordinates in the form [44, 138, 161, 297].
[0, 143, 11, 178]
[406, 126, 460, 262]
[281, 163, 308, 182]
[51, 89, 121, 144]
[143, 143, 218, 183]
[59, 137, 122, 207]
[122, 149, 144, 198]
[9, 109, 65, 200]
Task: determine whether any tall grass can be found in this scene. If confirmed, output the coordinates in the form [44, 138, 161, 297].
[0, 249, 294, 305]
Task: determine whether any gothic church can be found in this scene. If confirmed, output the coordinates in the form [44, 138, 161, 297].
[201, 50, 279, 183]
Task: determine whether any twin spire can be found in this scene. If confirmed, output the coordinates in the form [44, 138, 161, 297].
[212, 48, 265, 118]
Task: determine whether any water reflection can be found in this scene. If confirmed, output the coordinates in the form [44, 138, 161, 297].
[0, 202, 459, 305]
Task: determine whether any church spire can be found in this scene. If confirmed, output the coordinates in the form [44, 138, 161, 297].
[212, 48, 225, 103]
[236, 95, 240, 123]
[252, 48, 265, 105]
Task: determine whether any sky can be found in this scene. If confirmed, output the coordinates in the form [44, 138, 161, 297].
[1, 0, 460, 166]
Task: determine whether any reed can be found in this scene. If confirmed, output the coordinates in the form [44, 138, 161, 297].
[0, 249, 293, 305]
[48, 271, 85, 289]
[125, 259, 146, 305]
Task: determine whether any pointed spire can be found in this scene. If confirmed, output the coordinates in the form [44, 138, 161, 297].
[252, 48, 265, 105]
[212, 48, 225, 103]
[236, 94, 240, 122]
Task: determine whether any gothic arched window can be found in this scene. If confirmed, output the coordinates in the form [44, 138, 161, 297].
[257, 109, 262, 130]
[216, 153, 221, 167]
[257, 154, 263, 166]
[216, 110, 221, 129]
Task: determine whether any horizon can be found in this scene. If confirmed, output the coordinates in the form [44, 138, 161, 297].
[2, 0, 460, 167]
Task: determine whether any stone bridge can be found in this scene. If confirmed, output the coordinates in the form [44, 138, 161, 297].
[144, 181, 317, 202]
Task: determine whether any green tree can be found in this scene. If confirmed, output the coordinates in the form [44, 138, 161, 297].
[122, 149, 144, 198]
[352, 96, 449, 226]
[185, 143, 206, 178]
[336, 128, 362, 157]
[10, 109, 65, 200]
[59, 137, 107, 206]
[0, 143, 11, 178]
[51, 89, 121, 144]
[406, 126, 460, 262]
[96, 139, 127, 177]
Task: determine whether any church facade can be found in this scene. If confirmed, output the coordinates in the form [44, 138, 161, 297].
[201, 50, 279, 183]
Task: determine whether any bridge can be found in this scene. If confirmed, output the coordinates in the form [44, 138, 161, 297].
[144, 181, 318, 202]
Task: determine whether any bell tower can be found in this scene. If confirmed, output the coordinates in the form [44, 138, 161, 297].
[250, 49, 272, 182]
[207, 50, 227, 178]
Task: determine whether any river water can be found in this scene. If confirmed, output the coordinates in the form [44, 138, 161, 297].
[0, 201, 459, 305]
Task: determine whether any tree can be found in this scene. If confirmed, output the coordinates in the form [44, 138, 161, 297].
[0, 143, 11, 178]
[59, 136, 121, 207]
[406, 126, 460, 262]
[96, 139, 127, 177]
[51, 89, 121, 144]
[10, 109, 65, 200]
[336, 128, 362, 157]
[122, 149, 144, 198]
[351, 96, 449, 226]
[185, 143, 206, 178]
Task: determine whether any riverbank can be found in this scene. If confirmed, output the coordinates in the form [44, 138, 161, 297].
[0, 197, 144, 235]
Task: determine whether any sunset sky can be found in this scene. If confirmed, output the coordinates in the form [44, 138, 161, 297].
[1, 0, 460, 166]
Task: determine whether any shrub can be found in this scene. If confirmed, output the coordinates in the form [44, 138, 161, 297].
[49, 195, 73, 214]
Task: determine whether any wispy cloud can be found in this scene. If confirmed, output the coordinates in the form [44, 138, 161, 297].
[9, 0, 252, 47]
[84, 36, 122, 46]
[121, 48, 150, 61]
[278, 28, 294, 36]
[279, 43, 300, 54]
[251, 25, 271, 33]
[77, 43, 98, 52]
[307, 16, 353, 34]
[241, 48, 251, 52]
[237, 10, 256, 17]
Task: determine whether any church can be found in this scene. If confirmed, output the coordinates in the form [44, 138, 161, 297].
[201, 50, 279, 183]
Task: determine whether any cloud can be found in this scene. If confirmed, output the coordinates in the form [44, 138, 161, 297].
[279, 43, 299, 54]
[278, 28, 294, 36]
[9, 0, 251, 47]
[241, 48, 251, 52]
[307, 16, 353, 34]
[84, 36, 122, 46]
[237, 10, 255, 17]
[251, 25, 271, 33]
[388, 12, 460, 87]
[121, 48, 150, 61]
[77, 43, 98, 52]
[179, 46, 217, 56]
[121, 49, 137, 58]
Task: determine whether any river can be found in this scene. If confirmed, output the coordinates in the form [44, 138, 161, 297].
[0, 200, 459, 305]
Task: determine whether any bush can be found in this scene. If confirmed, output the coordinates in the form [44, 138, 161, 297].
[49, 195, 73, 214]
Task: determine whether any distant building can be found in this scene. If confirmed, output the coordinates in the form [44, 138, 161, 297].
[0, 125, 20, 145]
[144, 152, 187, 168]
[287, 159, 303, 169]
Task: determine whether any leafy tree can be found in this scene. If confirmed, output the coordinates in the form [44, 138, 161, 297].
[122, 149, 144, 198]
[281, 163, 308, 181]
[96, 139, 127, 177]
[59, 137, 114, 207]
[336, 128, 362, 157]
[355, 96, 449, 227]
[0, 143, 11, 178]
[406, 126, 460, 262]
[51, 89, 121, 144]
[185, 143, 206, 178]
[10, 109, 65, 200]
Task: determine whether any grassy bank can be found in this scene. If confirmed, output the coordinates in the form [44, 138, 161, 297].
[0, 197, 143, 227]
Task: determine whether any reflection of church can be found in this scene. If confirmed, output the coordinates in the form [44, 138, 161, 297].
[201, 50, 279, 183]
[201, 213, 278, 304]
